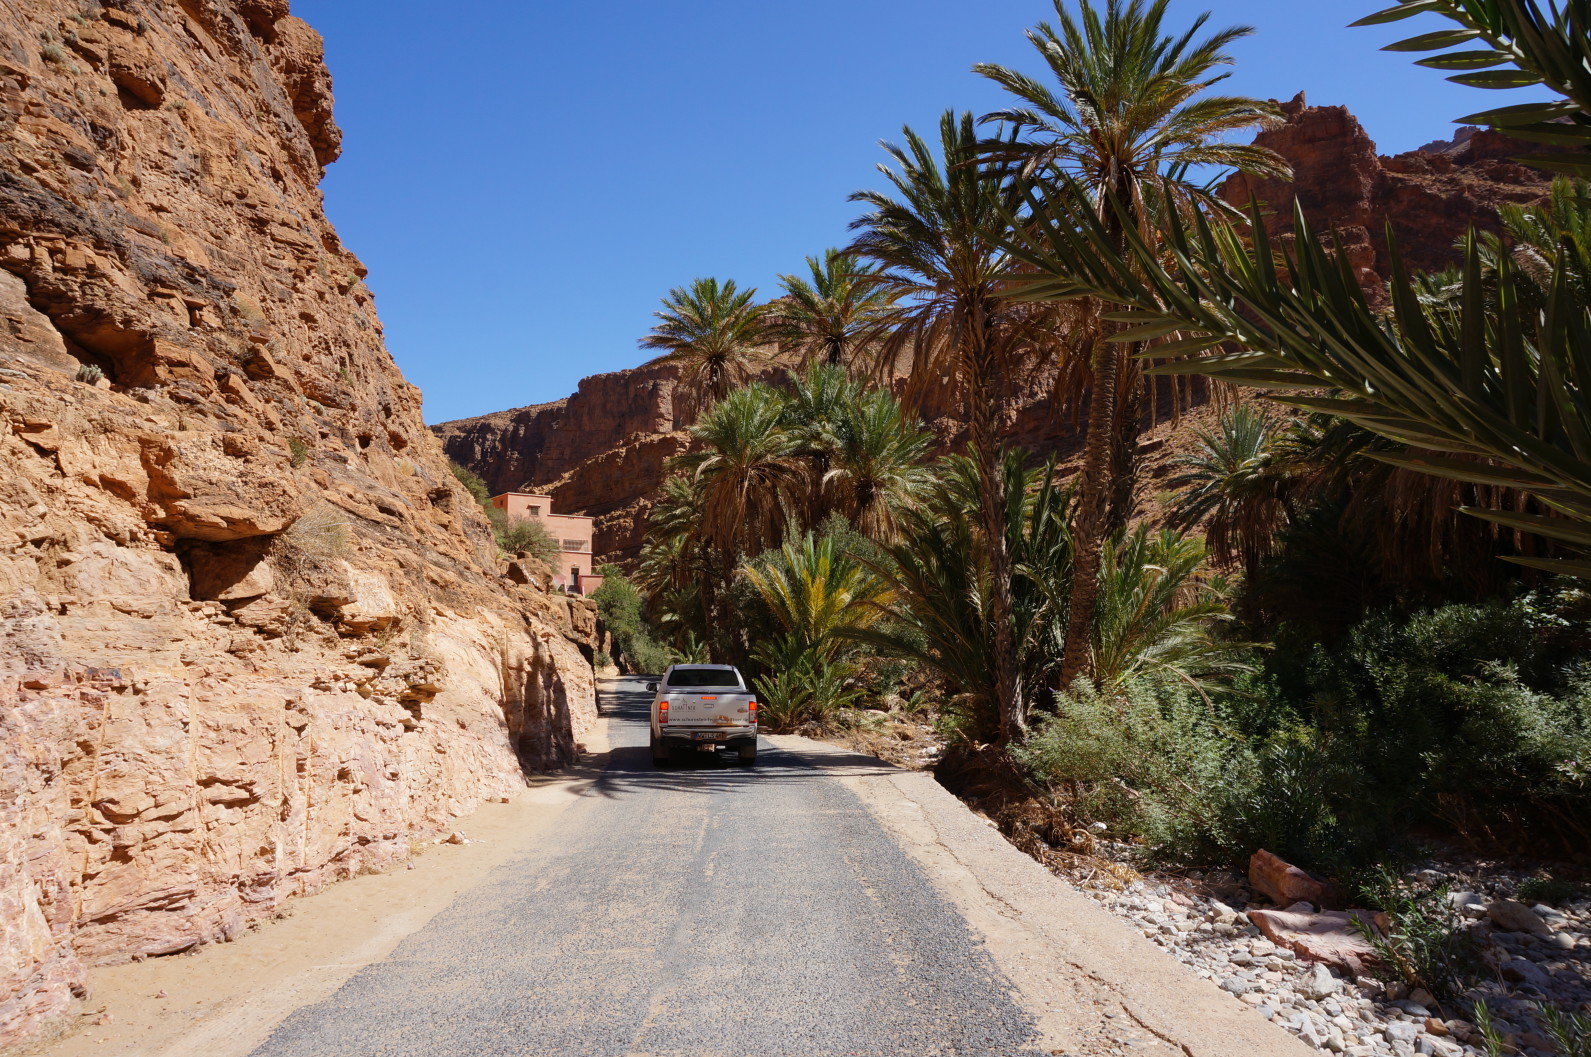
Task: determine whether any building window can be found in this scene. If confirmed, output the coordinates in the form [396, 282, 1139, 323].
[562, 539, 587, 552]
[529, 506, 541, 515]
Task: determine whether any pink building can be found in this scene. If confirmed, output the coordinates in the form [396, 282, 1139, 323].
[489, 492, 605, 596]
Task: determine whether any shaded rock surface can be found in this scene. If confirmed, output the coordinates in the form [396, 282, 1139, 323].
[0, 1, 596, 1047]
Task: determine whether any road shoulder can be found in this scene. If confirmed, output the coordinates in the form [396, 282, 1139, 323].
[16, 710, 615, 1057]
[771, 734, 1317, 1057]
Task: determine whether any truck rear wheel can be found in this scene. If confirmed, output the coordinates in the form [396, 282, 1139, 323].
[736, 742, 757, 765]
[651, 733, 670, 766]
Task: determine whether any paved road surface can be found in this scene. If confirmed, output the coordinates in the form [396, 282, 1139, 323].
[248, 677, 1049, 1057]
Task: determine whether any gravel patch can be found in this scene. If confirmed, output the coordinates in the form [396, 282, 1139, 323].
[1075, 864, 1590, 1057]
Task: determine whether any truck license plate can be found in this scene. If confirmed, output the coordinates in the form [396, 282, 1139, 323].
[691, 732, 722, 741]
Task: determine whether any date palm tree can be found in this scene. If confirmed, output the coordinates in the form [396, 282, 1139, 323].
[781, 364, 866, 527]
[771, 250, 899, 369]
[1000, 0, 1591, 579]
[846, 111, 1037, 742]
[673, 384, 802, 567]
[974, 0, 1288, 684]
[1166, 404, 1293, 579]
[826, 387, 934, 543]
[640, 277, 772, 407]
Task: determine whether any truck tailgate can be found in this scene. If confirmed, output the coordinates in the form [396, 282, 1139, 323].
[663, 692, 752, 726]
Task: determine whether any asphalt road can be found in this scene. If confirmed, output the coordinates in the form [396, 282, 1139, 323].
[246, 677, 1051, 1057]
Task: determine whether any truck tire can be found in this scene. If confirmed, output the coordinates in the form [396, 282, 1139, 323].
[736, 741, 757, 765]
[651, 733, 670, 766]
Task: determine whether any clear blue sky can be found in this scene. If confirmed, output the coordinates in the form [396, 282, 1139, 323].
[292, 0, 1505, 424]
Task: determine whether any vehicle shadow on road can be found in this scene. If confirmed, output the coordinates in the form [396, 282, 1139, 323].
[587, 681, 900, 799]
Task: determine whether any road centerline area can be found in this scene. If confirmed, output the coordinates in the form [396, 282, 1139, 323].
[246, 677, 1051, 1057]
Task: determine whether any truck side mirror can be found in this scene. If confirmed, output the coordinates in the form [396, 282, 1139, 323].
[645, 681, 657, 692]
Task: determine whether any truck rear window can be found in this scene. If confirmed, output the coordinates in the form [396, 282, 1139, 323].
[665, 669, 741, 689]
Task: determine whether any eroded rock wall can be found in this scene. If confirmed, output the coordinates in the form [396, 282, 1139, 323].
[1222, 93, 1553, 289]
[0, 1, 596, 1047]
[433, 362, 702, 559]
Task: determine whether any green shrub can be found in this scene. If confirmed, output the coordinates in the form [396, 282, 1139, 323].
[1349, 869, 1478, 1001]
[1014, 678, 1248, 864]
[1263, 591, 1591, 854]
[591, 571, 676, 675]
[1517, 873, 1587, 907]
[449, 461, 491, 505]
[74, 363, 103, 384]
[492, 512, 558, 564]
[289, 437, 309, 467]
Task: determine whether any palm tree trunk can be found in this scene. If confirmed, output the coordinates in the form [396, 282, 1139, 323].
[1060, 330, 1119, 685]
[966, 324, 1025, 743]
[1063, 175, 1137, 686]
[1106, 351, 1144, 531]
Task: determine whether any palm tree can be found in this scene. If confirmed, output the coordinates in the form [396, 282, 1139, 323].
[855, 452, 1053, 742]
[1091, 527, 1251, 696]
[846, 111, 1037, 743]
[779, 364, 932, 538]
[827, 388, 934, 543]
[974, 0, 1288, 685]
[781, 364, 867, 526]
[1002, 0, 1591, 578]
[672, 384, 802, 573]
[639, 277, 771, 406]
[771, 250, 899, 369]
[1166, 404, 1292, 578]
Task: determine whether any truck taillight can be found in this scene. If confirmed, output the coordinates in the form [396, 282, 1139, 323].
[747, 700, 757, 714]
[659, 700, 669, 715]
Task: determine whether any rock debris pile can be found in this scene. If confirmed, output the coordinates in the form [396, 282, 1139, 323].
[1085, 861, 1590, 1057]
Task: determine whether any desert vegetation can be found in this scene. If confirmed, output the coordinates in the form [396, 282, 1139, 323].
[596, 0, 1591, 1048]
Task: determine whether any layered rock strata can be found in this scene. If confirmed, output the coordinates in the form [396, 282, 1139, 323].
[0, 1, 595, 1047]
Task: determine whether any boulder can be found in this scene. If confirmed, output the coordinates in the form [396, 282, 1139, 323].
[1487, 899, 1553, 937]
[1249, 903, 1382, 976]
[1248, 849, 1344, 909]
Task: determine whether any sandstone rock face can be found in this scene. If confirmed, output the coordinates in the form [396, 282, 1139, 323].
[433, 362, 699, 559]
[0, 2, 596, 1047]
[433, 362, 691, 496]
[1222, 93, 1553, 288]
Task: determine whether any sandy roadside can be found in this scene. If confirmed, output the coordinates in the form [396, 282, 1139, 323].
[14, 702, 615, 1057]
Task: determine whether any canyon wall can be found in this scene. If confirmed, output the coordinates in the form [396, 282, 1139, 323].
[1222, 93, 1553, 290]
[0, 1, 596, 1047]
[437, 96, 1556, 565]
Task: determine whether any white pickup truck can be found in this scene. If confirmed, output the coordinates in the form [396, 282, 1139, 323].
[646, 664, 758, 766]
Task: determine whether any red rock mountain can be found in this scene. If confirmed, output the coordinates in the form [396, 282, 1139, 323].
[435, 95, 1554, 563]
[1222, 93, 1552, 288]
[0, 1, 598, 1046]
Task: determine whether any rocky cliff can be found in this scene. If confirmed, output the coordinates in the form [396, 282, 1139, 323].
[1222, 93, 1553, 289]
[0, 1, 597, 1048]
[437, 97, 1556, 566]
